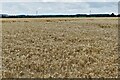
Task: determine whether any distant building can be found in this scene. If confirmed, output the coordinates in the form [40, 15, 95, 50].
[0, 14, 8, 18]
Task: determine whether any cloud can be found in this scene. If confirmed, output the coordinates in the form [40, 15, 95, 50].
[1, 2, 118, 15]
[1, 0, 119, 2]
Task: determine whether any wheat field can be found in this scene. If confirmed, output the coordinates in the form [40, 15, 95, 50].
[1, 17, 119, 78]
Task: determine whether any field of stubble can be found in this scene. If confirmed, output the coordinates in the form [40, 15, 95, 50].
[1, 18, 119, 78]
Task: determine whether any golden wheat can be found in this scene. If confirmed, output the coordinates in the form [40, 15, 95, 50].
[2, 18, 118, 78]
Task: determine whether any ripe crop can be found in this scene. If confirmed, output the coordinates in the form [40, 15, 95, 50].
[1, 17, 118, 78]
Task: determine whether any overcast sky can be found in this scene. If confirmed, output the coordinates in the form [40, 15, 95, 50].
[0, 0, 119, 15]
[1, 0, 119, 2]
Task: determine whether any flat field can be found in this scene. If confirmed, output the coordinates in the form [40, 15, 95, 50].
[1, 17, 118, 78]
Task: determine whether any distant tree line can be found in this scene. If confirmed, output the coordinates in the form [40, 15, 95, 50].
[0, 13, 119, 18]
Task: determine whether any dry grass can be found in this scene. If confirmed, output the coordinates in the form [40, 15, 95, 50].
[2, 17, 118, 78]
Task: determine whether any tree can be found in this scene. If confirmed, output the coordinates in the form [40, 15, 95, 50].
[111, 13, 115, 16]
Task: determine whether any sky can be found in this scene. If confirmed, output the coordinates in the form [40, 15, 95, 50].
[0, 0, 119, 15]
[0, 0, 119, 2]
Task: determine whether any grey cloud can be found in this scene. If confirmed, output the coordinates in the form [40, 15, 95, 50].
[1, 2, 118, 15]
[88, 2, 118, 8]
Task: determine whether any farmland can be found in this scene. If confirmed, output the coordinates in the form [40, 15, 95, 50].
[1, 17, 118, 78]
